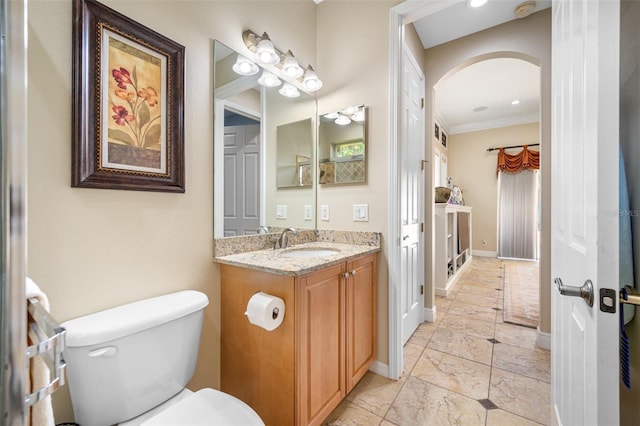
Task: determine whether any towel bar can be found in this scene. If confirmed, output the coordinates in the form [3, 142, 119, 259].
[25, 297, 67, 407]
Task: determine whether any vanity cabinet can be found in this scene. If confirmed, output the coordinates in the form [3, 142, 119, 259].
[435, 204, 473, 297]
[220, 253, 377, 426]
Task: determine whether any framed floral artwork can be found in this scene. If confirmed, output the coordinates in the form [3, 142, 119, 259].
[72, 0, 185, 192]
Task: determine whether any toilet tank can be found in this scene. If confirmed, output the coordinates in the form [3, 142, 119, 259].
[62, 290, 209, 426]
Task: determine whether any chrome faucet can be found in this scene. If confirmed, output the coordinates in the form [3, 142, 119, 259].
[275, 228, 297, 249]
[257, 226, 270, 234]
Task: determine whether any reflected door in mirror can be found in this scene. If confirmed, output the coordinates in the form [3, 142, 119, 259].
[224, 117, 260, 236]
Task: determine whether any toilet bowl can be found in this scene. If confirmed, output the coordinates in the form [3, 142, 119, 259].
[61, 290, 263, 426]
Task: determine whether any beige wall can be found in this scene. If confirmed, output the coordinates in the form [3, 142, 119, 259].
[25, 0, 551, 422]
[27, 0, 316, 421]
[448, 123, 540, 254]
[315, 0, 395, 365]
[422, 9, 552, 335]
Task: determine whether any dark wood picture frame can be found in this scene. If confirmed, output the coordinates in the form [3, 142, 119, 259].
[72, 0, 185, 192]
[434, 123, 440, 140]
[441, 131, 447, 148]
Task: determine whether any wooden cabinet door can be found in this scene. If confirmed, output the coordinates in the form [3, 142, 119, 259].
[296, 263, 346, 426]
[345, 254, 377, 392]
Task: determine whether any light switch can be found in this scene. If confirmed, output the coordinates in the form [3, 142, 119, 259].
[353, 204, 369, 222]
[304, 204, 313, 221]
[321, 205, 330, 221]
[276, 205, 287, 220]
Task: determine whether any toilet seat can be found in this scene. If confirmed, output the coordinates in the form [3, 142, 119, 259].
[140, 388, 264, 426]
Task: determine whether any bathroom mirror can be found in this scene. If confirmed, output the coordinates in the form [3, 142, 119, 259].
[318, 105, 367, 185]
[276, 118, 314, 188]
[213, 40, 317, 238]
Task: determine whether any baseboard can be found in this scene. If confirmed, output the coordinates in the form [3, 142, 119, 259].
[537, 328, 551, 350]
[424, 305, 436, 323]
[369, 360, 390, 378]
[472, 250, 498, 257]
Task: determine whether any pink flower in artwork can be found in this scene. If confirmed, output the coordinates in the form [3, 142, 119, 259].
[137, 87, 159, 107]
[112, 105, 135, 126]
[112, 67, 132, 90]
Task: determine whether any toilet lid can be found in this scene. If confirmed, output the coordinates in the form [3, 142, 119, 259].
[141, 388, 264, 426]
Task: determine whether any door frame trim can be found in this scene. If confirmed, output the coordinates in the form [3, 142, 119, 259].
[388, 0, 446, 380]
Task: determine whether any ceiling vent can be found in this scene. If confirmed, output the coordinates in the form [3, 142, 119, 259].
[514, 1, 537, 18]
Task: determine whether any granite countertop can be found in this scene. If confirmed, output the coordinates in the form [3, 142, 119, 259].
[214, 241, 380, 276]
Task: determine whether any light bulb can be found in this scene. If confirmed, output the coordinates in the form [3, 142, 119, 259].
[257, 70, 281, 87]
[232, 55, 259, 76]
[282, 50, 304, 79]
[302, 65, 323, 91]
[279, 83, 300, 98]
[335, 114, 351, 125]
[255, 33, 280, 65]
[352, 108, 365, 122]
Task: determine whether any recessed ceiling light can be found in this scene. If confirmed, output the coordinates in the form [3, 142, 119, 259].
[511, 100, 521, 105]
[468, 0, 488, 8]
[472, 105, 488, 112]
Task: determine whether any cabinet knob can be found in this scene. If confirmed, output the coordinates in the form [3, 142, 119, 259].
[343, 273, 350, 279]
[351, 270, 357, 277]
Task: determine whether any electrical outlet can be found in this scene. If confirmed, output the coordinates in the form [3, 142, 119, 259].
[321, 205, 330, 221]
[353, 204, 369, 222]
[276, 205, 287, 220]
[304, 204, 313, 221]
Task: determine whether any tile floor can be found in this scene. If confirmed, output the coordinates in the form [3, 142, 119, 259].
[325, 257, 550, 426]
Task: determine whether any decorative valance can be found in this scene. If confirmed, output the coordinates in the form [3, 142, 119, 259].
[496, 146, 540, 176]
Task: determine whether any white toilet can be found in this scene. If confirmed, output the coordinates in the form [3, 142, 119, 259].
[62, 290, 264, 426]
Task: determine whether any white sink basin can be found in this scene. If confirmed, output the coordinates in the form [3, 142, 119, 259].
[279, 248, 341, 258]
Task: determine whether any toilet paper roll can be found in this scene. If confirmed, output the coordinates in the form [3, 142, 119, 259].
[244, 292, 285, 331]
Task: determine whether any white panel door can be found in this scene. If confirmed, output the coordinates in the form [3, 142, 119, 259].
[400, 48, 424, 345]
[551, 0, 619, 424]
[224, 124, 260, 236]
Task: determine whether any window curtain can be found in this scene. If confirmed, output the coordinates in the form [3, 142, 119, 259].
[496, 146, 540, 176]
[498, 170, 538, 260]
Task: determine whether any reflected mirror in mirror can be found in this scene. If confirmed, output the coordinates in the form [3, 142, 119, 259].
[213, 40, 317, 238]
[318, 105, 366, 185]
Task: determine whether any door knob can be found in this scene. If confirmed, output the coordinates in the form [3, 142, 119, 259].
[554, 277, 594, 307]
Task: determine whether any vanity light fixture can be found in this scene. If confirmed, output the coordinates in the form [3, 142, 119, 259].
[257, 70, 281, 87]
[323, 112, 339, 119]
[279, 83, 300, 98]
[232, 54, 259, 76]
[241, 29, 323, 94]
[282, 50, 304, 79]
[335, 114, 352, 126]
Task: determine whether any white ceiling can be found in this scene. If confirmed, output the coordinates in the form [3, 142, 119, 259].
[435, 58, 540, 134]
[412, 0, 550, 134]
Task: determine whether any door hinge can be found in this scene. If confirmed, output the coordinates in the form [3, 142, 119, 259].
[420, 159, 427, 170]
[421, 98, 425, 109]
[420, 223, 424, 233]
[420, 285, 424, 295]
